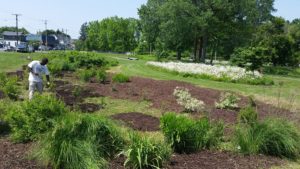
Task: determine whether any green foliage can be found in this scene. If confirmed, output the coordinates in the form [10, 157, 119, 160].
[77, 69, 96, 82]
[0, 73, 19, 100]
[230, 46, 270, 71]
[112, 73, 130, 83]
[96, 69, 107, 83]
[215, 92, 240, 109]
[0, 101, 11, 135]
[85, 17, 138, 52]
[33, 114, 125, 169]
[5, 95, 67, 142]
[122, 133, 172, 169]
[238, 107, 258, 125]
[72, 86, 83, 98]
[160, 113, 224, 153]
[263, 66, 300, 78]
[233, 118, 300, 159]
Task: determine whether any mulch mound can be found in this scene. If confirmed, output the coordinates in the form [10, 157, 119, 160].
[108, 151, 283, 169]
[0, 137, 44, 169]
[55, 81, 101, 106]
[111, 112, 160, 131]
[87, 77, 296, 124]
[166, 150, 283, 169]
[78, 103, 102, 113]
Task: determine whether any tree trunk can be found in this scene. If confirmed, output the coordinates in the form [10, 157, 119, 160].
[193, 38, 198, 61]
[196, 37, 202, 62]
[200, 35, 207, 63]
[177, 51, 182, 60]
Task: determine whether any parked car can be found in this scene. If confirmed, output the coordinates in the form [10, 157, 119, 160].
[16, 42, 35, 53]
[4, 46, 16, 52]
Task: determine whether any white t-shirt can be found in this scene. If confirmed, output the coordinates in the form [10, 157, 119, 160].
[28, 60, 50, 82]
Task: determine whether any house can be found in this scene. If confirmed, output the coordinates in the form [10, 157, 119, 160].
[1, 31, 26, 47]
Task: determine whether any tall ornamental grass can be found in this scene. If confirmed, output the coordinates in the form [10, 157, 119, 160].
[33, 113, 125, 169]
[233, 117, 300, 159]
[160, 113, 224, 153]
[122, 133, 172, 169]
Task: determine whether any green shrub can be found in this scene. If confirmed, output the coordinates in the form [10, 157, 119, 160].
[215, 92, 240, 109]
[96, 69, 107, 83]
[33, 114, 125, 169]
[112, 73, 130, 83]
[77, 69, 96, 82]
[238, 107, 258, 125]
[160, 113, 224, 153]
[233, 118, 300, 159]
[5, 94, 67, 142]
[122, 133, 172, 169]
[0, 73, 19, 100]
[0, 101, 10, 135]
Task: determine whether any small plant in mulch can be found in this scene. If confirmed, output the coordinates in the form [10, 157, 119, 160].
[215, 92, 240, 110]
[96, 69, 108, 84]
[121, 133, 172, 169]
[112, 74, 130, 83]
[173, 87, 205, 113]
[160, 112, 224, 153]
[72, 85, 83, 98]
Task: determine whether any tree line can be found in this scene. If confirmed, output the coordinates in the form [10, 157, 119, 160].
[76, 0, 300, 68]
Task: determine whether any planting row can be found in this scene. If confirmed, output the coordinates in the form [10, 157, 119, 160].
[147, 61, 274, 85]
[1, 94, 300, 168]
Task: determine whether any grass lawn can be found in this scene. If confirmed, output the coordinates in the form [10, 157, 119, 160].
[0, 52, 46, 72]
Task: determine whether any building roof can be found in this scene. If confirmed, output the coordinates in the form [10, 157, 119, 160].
[2, 31, 24, 36]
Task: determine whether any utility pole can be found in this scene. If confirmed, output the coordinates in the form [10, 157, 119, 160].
[44, 20, 48, 49]
[12, 14, 21, 46]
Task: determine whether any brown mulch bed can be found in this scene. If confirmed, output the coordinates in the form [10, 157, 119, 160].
[111, 112, 160, 131]
[87, 76, 296, 124]
[54, 81, 101, 106]
[78, 103, 102, 113]
[0, 137, 44, 169]
[108, 151, 284, 169]
[166, 150, 284, 169]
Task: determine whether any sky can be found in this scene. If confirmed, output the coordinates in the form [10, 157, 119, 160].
[0, 0, 299, 39]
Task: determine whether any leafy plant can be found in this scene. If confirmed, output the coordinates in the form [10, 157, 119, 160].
[238, 107, 258, 125]
[122, 133, 172, 169]
[0, 73, 19, 100]
[33, 114, 125, 169]
[173, 87, 205, 113]
[72, 85, 83, 98]
[233, 118, 300, 159]
[96, 69, 107, 83]
[77, 69, 96, 82]
[5, 94, 67, 142]
[112, 73, 130, 83]
[160, 113, 224, 153]
[215, 92, 240, 109]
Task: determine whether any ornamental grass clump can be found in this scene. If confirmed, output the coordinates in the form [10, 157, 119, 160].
[233, 117, 300, 159]
[122, 133, 172, 169]
[173, 87, 205, 113]
[215, 92, 240, 109]
[33, 113, 125, 169]
[160, 113, 224, 153]
[4, 94, 67, 142]
[112, 73, 130, 83]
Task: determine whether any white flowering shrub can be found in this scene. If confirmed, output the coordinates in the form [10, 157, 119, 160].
[173, 87, 205, 113]
[147, 61, 273, 85]
[215, 92, 240, 109]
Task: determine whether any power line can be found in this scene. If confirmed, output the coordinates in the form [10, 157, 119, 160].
[12, 14, 21, 46]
